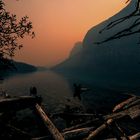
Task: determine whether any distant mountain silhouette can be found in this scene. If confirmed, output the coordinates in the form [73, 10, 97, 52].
[54, 0, 140, 90]
[0, 61, 37, 78]
[69, 42, 83, 57]
[13, 61, 37, 73]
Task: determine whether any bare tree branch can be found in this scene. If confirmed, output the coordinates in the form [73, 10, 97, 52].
[0, 0, 35, 59]
[97, 0, 140, 44]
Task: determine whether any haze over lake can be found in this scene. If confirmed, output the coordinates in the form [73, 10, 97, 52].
[0, 70, 79, 112]
[0, 70, 131, 113]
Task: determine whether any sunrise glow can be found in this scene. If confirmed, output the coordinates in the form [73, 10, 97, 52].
[4, 0, 127, 66]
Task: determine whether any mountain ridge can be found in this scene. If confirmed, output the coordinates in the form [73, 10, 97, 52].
[53, 1, 140, 90]
[0, 61, 37, 79]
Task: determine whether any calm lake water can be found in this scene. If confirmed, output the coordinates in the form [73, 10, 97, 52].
[0, 70, 131, 113]
[0, 70, 82, 112]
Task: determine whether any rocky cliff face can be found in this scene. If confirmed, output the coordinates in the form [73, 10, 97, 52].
[54, 1, 140, 89]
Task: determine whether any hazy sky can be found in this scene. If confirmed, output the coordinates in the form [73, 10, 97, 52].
[4, 0, 127, 67]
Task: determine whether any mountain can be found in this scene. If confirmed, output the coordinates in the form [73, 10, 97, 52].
[69, 42, 83, 57]
[0, 61, 37, 78]
[13, 61, 37, 73]
[54, 0, 140, 90]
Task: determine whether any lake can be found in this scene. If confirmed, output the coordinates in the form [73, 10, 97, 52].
[0, 70, 84, 113]
[0, 70, 131, 113]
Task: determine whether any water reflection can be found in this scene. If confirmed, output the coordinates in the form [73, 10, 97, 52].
[0, 70, 74, 112]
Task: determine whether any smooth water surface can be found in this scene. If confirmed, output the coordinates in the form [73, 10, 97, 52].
[0, 70, 129, 113]
[0, 70, 77, 112]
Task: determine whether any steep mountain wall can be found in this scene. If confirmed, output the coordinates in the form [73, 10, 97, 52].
[54, 1, 140, 89]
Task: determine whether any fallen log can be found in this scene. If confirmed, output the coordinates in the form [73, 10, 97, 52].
[123, 99, 140, 110]
[64, 104, 140, 133]
[114, 122, 129, 140]
[0, 96, 42, 112]
[52, 113, 96, 118]
[129, 132, 140, 140]
[85, 119, 113, 140]
[105, 132, 140, 140]
[113, 96, 139, 112]
[35, 104, 64, 140]
[84, 105, 140, 140]
[106, 122, 126, 140]
[33, 104, 140, 140]
[127, 104, 140, 119]
[119, 117, 140, 132]
[32, 127, 95, 140]
[31, 136, 52, 140]
[105, 104, 140, 120]
[63, 119, 100, 132]
[64, 127, 95, 140]
[67, 104, 140, 130]
[64, 104, 140, 132]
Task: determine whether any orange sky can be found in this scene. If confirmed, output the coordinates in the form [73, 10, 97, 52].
[4, 0, 127, 67]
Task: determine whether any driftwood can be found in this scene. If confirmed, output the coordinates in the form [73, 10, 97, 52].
[105, 132, 140, 140]
[0, 94, 139, 140]
[63, 120, 98, 132]
[129, 132, 140, 140]
[64, 104, 140, 131]
[32, 127, 95, 140]
[62, 103, 140, 134]
[35, 104, 64, 140]
[120, 118, 140, 132]
[104, 122, 128, 140]
[123, 99, 140, 110]
[79, 103, 140, 140]
[84, 98, 140, 140]
[0, 96, 42, 112]
[52, 113, 96, 118]
[64, 127, 95, 140]
[85, 119, 113, 140]
[31, 136, 51, 140]
[113, 122, 129, 140]
[105, 104, 140, 120]
[113, 96, 138, 112]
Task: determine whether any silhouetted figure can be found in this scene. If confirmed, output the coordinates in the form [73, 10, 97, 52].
[30, 86, 37, 96]
[73, 83, 82, 100]
[73, 83, 91, 100]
